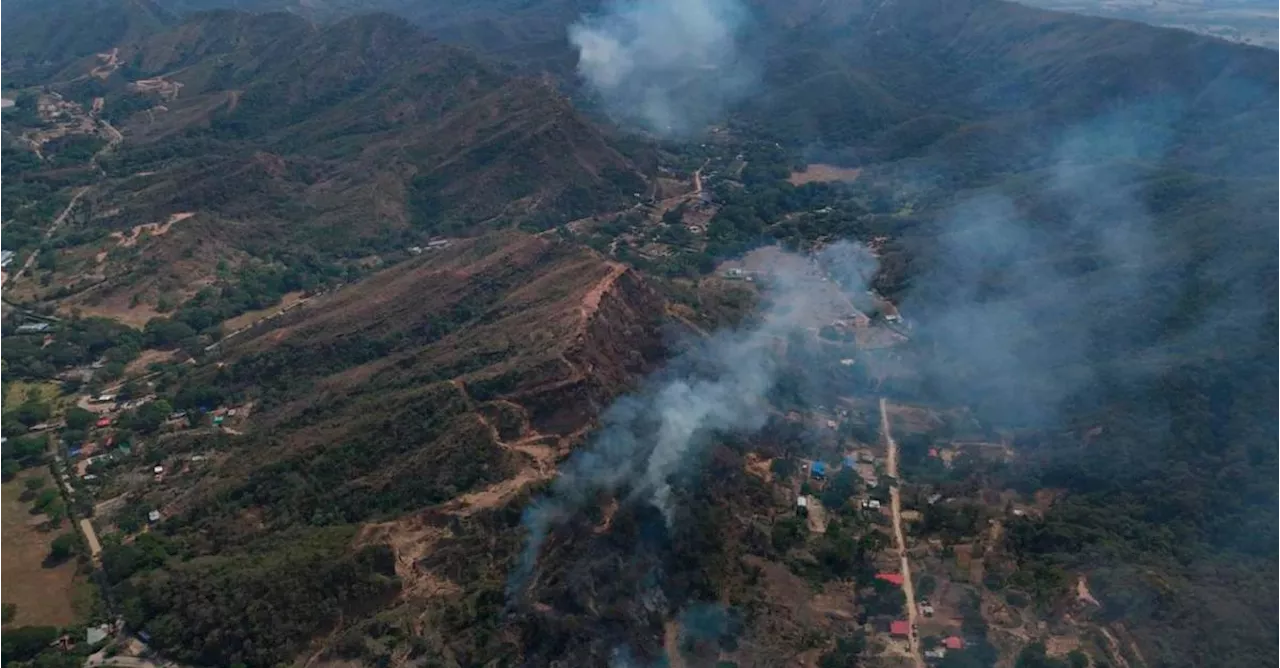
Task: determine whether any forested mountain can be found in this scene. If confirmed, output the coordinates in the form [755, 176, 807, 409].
[2, 10, 646, 320]
[0, 0, 1273, 667]
[0, 0, 174, 76]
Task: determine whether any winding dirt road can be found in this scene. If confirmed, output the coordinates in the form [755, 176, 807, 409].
[11, 186, 90, 283]
[882, 397, 925, 668]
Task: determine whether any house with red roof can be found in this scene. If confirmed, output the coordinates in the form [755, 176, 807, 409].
[875, 572, 905, 586]
[944, 636, 964, 650]
[890, 620, 910, 637]
[95, 417, 112, 428]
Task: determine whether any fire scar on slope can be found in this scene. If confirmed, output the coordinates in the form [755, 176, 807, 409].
[355, 263, 634, 598]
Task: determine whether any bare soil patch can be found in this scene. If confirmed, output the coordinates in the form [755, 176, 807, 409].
[788, 163, 862, 186]
[1, 471, 84, 627]
[124, 348, 177, 376]
[62, 298, 161, 329]
[110, 212, 195, 248]
[221, 290, 308, 333]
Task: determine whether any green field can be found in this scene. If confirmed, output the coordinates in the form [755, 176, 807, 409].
[3, 380, 70, 417]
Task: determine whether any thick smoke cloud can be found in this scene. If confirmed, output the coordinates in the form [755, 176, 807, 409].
[895, 104, 1274, 427]
[568, 0, 755, 135]
[509, 242, 877, 597]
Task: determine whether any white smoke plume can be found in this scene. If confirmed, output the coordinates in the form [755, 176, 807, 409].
[568, 0, 755, 135]
[509, 242, 877, 597]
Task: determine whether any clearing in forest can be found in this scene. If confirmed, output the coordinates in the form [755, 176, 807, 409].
[788, 163, 862, 185]
[1, 471, 87, 627]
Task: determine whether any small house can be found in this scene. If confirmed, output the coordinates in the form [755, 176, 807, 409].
[863, 498, 882, 510]
[407, 246, 423, 255]
[427, 239, 451, 249]
[920, 603, 935, 617]
[15, 322, 51, 334]
[925, 648, 947, 659]
[839, 358, 855, 366]
[796, 496, 809, 515]
[86, 625, 111, 645]
[93, 394, 116, 404]
[943, 637, 964, 650]
[810, 461, 827, 480]
[95, 417, 112, 428]
[876, 572, 905, 586]
[153, 465, 164, 475]
[148, 510, 161, 523]
[890, 620, 910, 637]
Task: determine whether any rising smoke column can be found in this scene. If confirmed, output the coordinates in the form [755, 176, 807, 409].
[509, 242, 877, 597]
[568, 0, 755, 135]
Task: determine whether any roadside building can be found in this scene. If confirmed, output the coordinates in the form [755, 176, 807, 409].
[876, 572, 905, 586]
[86, 625, 111, 645]
[890, 620, 910, 637]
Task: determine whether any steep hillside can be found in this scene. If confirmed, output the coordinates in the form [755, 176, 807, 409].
[96, 232, 668, 666]
[5, 10, 646, 321]
[0, 0, 174, 75]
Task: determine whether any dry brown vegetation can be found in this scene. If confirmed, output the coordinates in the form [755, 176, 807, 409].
[787, 163, 862, 185]
[1, 471, 85, 627]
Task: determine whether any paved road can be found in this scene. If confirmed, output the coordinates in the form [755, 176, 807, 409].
[882, 397, 925, 668]
[80, 518, 103, 560]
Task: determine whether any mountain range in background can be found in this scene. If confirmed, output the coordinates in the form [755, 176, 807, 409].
[1014, 0, 1277, 49]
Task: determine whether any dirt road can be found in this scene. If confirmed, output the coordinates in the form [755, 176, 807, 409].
[882, 397, 925, 668]
[11, 186, 90, 283]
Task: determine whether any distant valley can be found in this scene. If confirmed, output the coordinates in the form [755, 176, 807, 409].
[1015, 0, 1278, 48]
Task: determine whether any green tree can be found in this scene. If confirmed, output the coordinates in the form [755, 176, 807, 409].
[48, 533, 78, 562]
[33, 488, 59, 512]
[64, 406, 96, 431]
[1, 626, 59, 662]
[120, 400, 172, 435]
[23, 476, 46, 492]
[819, 634, 865, 668]
[14, 396, 51, 427]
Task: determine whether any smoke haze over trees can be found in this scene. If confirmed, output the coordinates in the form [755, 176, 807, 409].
[569, 0, 756, 135]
